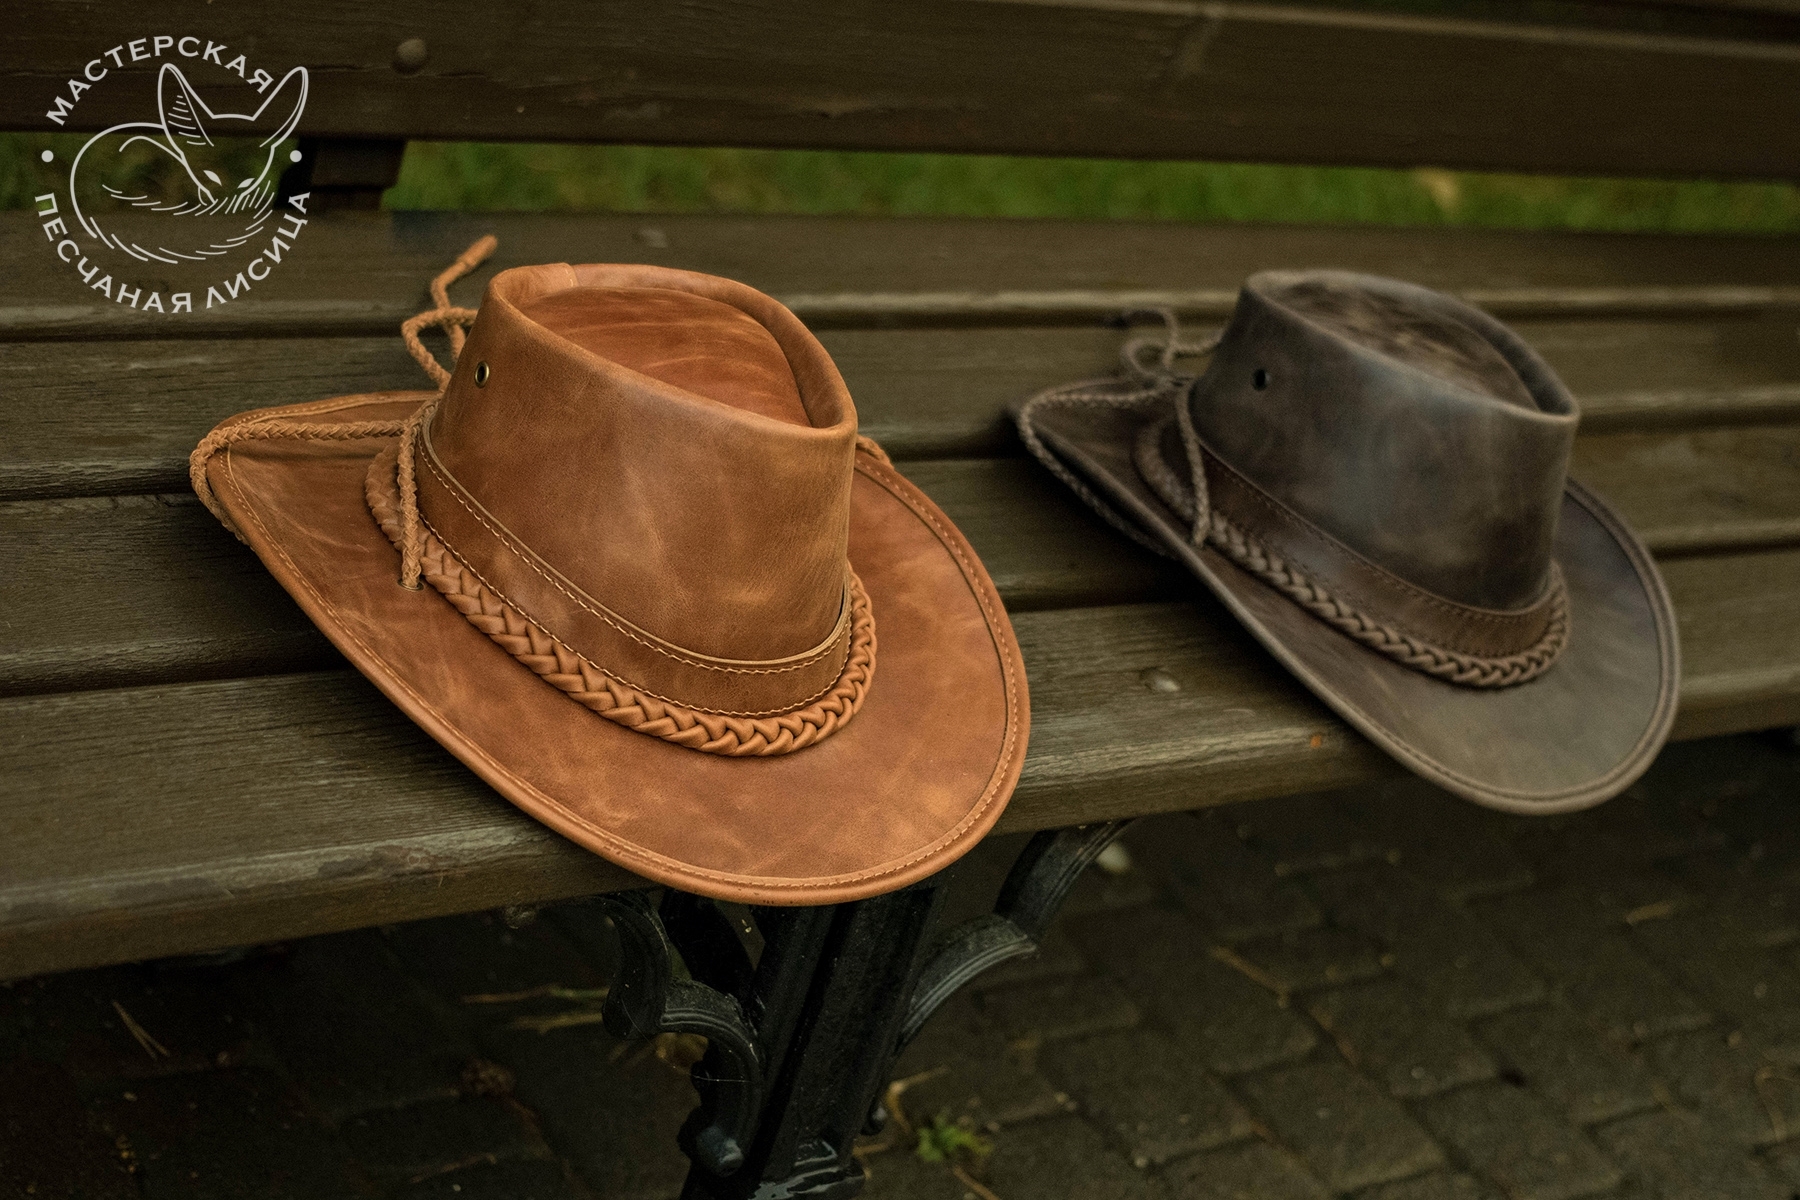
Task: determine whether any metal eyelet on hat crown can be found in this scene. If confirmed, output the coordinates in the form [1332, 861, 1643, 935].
[1251, 368, 1270, 390]
[473, 361, 490, 387]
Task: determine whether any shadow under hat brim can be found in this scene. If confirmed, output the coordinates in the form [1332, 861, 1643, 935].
[1026, 397, 1678, 814]
[205, 392, 1027, 905]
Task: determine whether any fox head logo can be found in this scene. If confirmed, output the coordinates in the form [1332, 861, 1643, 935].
[70, 62, 307, 264]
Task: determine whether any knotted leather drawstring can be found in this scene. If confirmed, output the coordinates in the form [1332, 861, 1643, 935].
[400, 234, 492, 389]
[190, 235, 498, 589]
[1118, 309, 1223, 547]
[1012, 309, 1218, 558]
[388, 234, 497, 587]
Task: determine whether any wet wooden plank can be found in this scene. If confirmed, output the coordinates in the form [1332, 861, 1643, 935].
[7, 2, 1800, 177]
[7, 212, 1800, 342]
[6, 312, 1800, 499]
[6, 537, 1797, 980]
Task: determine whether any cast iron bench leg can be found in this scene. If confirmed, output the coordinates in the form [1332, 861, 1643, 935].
[595, 820, 1134, 1198]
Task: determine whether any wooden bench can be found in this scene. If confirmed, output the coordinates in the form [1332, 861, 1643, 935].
[6, 3, 1800, 1195]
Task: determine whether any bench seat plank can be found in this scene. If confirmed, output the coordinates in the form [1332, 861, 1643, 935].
[7, 315, 1800, 499]
[0, 601, 1367, 981]
[5, 536, 1798, 980]
[0, 669, 642, 982]
[1659, 549, 1800, 739]
[7, 212, 1800, 342]
[0, 495, 331, 697]
[1571, 424, 1800, 555]
[7, 425, 1800, 697]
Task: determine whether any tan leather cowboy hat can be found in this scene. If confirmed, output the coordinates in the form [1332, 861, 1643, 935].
[191, 239, 1027, 904]
[1017, 270, 1677, 814]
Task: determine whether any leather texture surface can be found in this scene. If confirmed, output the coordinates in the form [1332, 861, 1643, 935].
[432, 267, 854, 673]
[1137, 419, 1564, 662]
[195, 265, 1028, 904]
[1020, 270, 1678, 813]
[1197, 271, 1576, 611]
[366, 442, 877, 754]
[519, 287, 811, 426]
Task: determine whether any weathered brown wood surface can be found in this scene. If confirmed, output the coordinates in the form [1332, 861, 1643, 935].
[3, 210, 1799, 980]
[4, 542, 1798, 980]
[8, 322, 1800, 497]
[6, 2, 1800, 178]
[7, 428, 1800, 698]
[8, 212, 1800, 491]
[0, 672, 646, 981]
[11, 214, 1800, 342]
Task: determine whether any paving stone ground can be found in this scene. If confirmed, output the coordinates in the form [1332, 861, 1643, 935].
[6, 733, 1800, 1199]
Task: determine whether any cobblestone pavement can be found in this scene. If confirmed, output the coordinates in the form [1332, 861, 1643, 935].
[6, 732, 1800, 1200]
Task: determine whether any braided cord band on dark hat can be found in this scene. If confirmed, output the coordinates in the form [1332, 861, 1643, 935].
[1015, 312, 1569, 690]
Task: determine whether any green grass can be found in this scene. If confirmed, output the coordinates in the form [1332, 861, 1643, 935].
[381, 143, 1800, 235]
[1, 131, 298, 214]
[913, 1113, 993, 1167]
[8, 132, 1800, 235]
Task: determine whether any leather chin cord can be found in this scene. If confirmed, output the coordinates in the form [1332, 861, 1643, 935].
[190, 235, 497, 591]
[1012, 307, 1219, 560]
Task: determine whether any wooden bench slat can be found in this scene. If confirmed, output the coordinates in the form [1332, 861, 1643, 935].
[1573, 424, 1800, 555]
[1578, 386, 1800, 435]
[0, 458, 1197, 697]
[7, 428, 1800, 697]
[0, 339, 420, 501]
[0, 495, 334, 697]
[1663, 549, 1800, 739]
[7, 313, 1800, 499]
[6, 536, 1798, 980]
[0, 602, 1377, 981]
[8, 213, 1800, 342]
[6, 3, 1800, 177]
[0, 669, 643, 982]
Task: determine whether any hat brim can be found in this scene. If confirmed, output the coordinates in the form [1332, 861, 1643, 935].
[1025, 397, 1678, 814]
[206, 392, 1027, 904]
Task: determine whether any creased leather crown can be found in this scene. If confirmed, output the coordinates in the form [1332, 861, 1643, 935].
[368, 263, 876, 756]
[1156, 270, 1580, 682]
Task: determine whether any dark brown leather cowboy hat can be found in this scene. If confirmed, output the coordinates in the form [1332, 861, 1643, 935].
[191, 241, 1027, 904]
[1017, 270, 1677, 814]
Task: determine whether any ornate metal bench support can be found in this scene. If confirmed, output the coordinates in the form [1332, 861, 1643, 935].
[900, 819, 1135, 1048]
[594, 818, 1135, 1198]
[599, 891, 766, 1176]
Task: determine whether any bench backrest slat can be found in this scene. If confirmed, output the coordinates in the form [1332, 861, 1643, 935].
[9, 2, 1800, 179]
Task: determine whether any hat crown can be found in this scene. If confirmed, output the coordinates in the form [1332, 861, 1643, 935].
[419, 264, 859, 717]
[1190, 270, 1578, 612]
